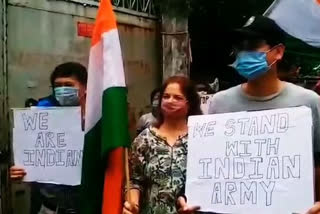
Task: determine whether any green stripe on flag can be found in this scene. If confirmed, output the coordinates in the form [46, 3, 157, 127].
[81, 119, 104, 214]
[101, 87, 130, 157]
[81, 87, 130, 213]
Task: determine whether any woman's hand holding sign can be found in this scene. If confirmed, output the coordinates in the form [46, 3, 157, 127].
[307, 202, 320, 214]
[177, 196, 200, 214]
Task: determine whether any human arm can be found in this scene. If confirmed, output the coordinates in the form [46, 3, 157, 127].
[123, 134, 148, 214]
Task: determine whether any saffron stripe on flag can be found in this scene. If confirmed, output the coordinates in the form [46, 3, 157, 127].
[81, 0, 130, 214]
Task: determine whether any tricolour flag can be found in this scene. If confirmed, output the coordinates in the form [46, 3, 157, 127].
[81, 0, 130, 213]
[265, 0, 320, 48]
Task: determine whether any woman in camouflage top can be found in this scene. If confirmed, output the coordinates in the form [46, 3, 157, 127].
[123, 76, 202, 214]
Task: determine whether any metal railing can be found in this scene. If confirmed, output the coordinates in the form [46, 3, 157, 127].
[111, 0, 156, 16]
[63, 0, 157, 17]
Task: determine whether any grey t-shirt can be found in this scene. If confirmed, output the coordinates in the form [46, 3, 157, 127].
[136, 112, 157, 135]
[208, 82, 320, 158]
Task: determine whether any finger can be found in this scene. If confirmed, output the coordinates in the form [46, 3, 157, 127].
[122, 208, 132, 214]
[11, 173, 24, 178]
[178, 208, 187, 214]
[10, 175, 24, 180]
[188, 206, 201, 211]
[307, 202, 320, 214]
[177, 207, 186, 214]
[10, 168, 23, 172]
[124, 201, 132, 211]
[10, 172, 26, 177]
[10, 170, 26, 175]
[11, 170, 26, 174]
[178, 205, 201, 214]
[11, 173, 25, 177]
[177, 196, 187, 208]
[10, 166, 24, 171]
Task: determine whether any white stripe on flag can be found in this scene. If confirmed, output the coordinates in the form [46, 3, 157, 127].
[85, 29, 126, 133]
[102, 30, 126, 90]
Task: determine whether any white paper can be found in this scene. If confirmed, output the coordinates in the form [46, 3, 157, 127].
[200, 94, 214, 115]
[12, 107, 84, 186]
[186, 106, 314, 214]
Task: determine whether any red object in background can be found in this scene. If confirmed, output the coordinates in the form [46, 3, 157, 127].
[77, 22, 95, 38]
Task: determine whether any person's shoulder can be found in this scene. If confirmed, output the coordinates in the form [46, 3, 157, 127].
[37, 95, 59, 107]
[140, 112, 153, 120]
[208, 85, 241, 114]
[286, 82, 319, 102]
[134, 127, 153, 143]
[132, 128, 154, 151]
[211, 85, 241, 102]
[137, 112, 152, 123]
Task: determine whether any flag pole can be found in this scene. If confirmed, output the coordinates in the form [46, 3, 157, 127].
[124, 148, 131, 202]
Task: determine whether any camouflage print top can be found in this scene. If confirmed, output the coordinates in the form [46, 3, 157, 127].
[130, 127, 188, 214]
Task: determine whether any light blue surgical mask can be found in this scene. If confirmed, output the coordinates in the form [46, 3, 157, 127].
[232, 51, 276, 80]
[54, 87, 79, 106]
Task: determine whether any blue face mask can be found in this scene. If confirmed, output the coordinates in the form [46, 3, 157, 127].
[54, 87, 80, 106]
[232, 51, 275, 80]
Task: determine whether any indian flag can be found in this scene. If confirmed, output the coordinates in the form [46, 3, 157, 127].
[81, 0, 130, 214]
[265, 0, 320, 47]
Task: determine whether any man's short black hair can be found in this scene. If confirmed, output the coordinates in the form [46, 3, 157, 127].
[150, 88, 160, 103]
[50, 62, 88, 86]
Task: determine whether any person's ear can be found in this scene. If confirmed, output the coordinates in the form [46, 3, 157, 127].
[274, 44, 285, 61]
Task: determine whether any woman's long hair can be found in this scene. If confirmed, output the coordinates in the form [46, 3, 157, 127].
[155, 76, 202, 128]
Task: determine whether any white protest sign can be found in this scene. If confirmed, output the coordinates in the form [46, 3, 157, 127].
[13, 107, 84, 186]
[186, 106, 314, 214]
[200, 94, 214, 115]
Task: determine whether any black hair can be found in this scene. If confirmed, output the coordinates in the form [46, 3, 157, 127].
[25, 98, 38, 107]
[50, 62, 88, 86]
[150, 88, 160, 103]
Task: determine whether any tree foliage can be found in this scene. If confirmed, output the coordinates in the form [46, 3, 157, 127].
[154, 0, 193, 18]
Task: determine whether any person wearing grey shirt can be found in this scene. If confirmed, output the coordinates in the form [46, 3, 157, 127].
[208, 82, 320, 154]
[177, 16, 320, 214]
[136, 88, 160, 135]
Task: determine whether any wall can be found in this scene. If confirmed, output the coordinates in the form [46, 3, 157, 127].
[5, 0, 160, 213]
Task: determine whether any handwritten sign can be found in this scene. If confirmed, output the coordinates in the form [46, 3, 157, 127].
[12, 107, 84, 186]
[200, 94, 214, 114]
[186, 107, 314, 214]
